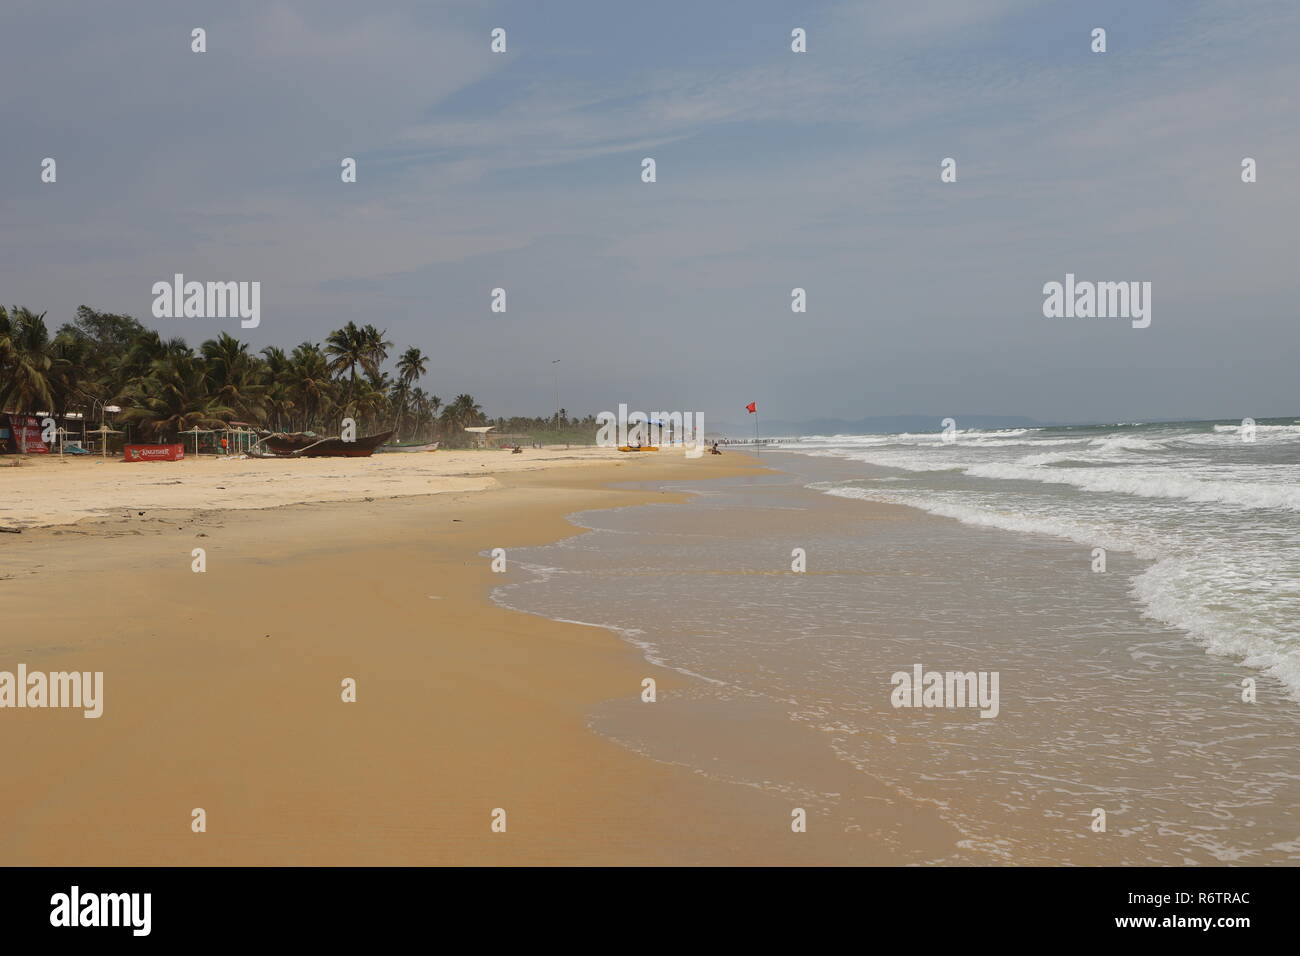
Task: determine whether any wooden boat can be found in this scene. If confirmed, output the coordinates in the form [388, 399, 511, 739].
[259, 431, 393, 458]
[378, 440, 439, 453]
[617, 445, 659, 452]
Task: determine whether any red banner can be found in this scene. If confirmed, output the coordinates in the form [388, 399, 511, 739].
[123, 443, 185, 462]
[7, 415, 49, 453]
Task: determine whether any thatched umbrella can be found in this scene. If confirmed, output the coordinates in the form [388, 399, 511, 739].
[85, 423, 123, 458]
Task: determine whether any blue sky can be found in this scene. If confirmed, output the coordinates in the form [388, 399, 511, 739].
[2, 0, 1297, 425]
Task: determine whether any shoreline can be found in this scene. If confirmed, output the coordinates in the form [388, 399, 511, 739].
[513, 451, 1299, 866]
[0, 450, 958, 865]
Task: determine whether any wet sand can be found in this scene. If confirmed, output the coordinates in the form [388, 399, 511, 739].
[0, 451, 958, 865]
[496, 455, 1300, 865]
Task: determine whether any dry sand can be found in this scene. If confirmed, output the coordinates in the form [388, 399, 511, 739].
[0, 450, 957, 865]
[0, 446, 631, 528]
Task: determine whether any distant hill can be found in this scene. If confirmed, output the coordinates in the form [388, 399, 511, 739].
[711, 414, 1043, 437]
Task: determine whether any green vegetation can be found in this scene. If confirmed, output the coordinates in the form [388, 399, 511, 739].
[0, 305, 598, 447]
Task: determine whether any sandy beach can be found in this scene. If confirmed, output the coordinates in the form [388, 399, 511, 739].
[0, 446, 636, 528]
[0, 450, 957, 865]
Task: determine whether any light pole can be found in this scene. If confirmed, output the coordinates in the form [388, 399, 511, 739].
[89, 400, 121, 452]
[551, 359, 560, 436]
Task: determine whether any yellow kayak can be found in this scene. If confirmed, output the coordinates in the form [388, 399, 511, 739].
[617, 446, 659, 452]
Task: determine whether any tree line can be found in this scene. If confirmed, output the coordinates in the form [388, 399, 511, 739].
[0, 305, 595, 446]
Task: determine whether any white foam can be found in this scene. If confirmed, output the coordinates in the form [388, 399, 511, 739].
[1213, 423, 1300, 434]
[962, 463, 1300, 511]
[815, 482, 1300, 701]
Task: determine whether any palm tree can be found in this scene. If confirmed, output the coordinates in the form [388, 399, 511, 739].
[48, 328, 96, 418]
[286, 342, 335, 432]
[0, 307, 56, 413]
[201, 332, 266, 422]
[324, 322, 366, 414]
[392, 347, 427, 436]
[439, 393, 484, 444]
[358, 325, 393, 379]
[389, 380, 412, 438]
[260, 346, 293, 432]
[352, 369, 392, 433]
[120, 352, 234, 441]
[409, 390, 441, 441]
[396, 347, 427, 385]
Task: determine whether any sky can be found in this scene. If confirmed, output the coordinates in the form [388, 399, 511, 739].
[2, 0, 1298, 427]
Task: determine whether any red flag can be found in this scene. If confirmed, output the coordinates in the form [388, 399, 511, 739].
[745, 402, 757, 414]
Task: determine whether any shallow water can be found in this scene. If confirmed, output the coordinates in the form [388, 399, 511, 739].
[786, 419, 1300, 701]
[493, 453, 1300, 865]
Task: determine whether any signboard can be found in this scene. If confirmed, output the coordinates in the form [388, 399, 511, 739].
[123, 443, 185, 462]
[7, 415, 49, 454]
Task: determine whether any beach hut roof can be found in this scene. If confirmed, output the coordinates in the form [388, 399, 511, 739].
[463, 425, 496, 433]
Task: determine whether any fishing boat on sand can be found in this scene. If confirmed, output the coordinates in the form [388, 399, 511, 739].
[253, 430, 393, 458]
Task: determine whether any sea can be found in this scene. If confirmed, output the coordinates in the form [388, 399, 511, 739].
[792, 418, 1300, 702]
[491, 418, 1300, 865]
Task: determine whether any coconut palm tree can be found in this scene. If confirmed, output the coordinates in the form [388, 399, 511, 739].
[358, 325, 393, 378]
[47, 328, 96, 417]
[324, 322, 366, 414]
[392, 347, 427, 436]
[389, 380, 412, 438]
[439, 393, 484, 444]
[120, 352, 234, 441]
[286, 342, 335, 432]
[201, 332, 267, 422]
[352, 369, 393, 433]
[396, 347, 427, 386]
[259, 346, 293, 432]
[0, 307, 56, 414]
[408, 390, 441, 441]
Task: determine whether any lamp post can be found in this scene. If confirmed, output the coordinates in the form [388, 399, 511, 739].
[551, 359, 561, 438]
[89, 402, 122, 455]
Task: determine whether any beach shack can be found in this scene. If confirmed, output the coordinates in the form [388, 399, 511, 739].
[464, 425, 496, 448]
[0, 411, 96, 454]
[1, 411, 126, 455]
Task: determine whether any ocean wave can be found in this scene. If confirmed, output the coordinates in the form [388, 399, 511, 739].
[1085, 436, 1167, 452]
[1213, 423, 1300, 433]
[801, 441, 1300, 511]
[1131, 559, 1300, 701]
[817, 483, 1300, 700]
[962, 463, 1300, 511]
[817, 484, 1149, 554]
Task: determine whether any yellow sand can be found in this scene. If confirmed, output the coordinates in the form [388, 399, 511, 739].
[0, 451, 957, 865]
[0, 446, 630, 528]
